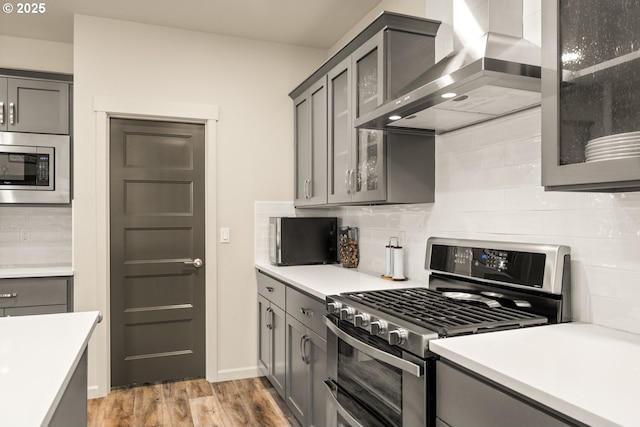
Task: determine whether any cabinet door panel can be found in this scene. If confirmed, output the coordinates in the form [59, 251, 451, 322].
[328, 57, 352, 204]
[8, 78, 69, 134]
[257, 295, 270, 377]
[286, 316, 308, 424]
[294, 94, 311, 205]
[309, 78, 328, 206]
[352, 33, 386, 203]
[309, 331, 327, 427]
[271, 303, 286, 399]
[0, 77, 7, 131]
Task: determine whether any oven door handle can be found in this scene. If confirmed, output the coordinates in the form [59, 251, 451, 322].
[324, 316, 423, 377]
[324, 380, 365, 427]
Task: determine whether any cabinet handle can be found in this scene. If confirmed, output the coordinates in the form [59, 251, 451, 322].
[303, 336, 311, 364]
[0, 101, 4, 125]
[0, 293, 17, 298]
[265, 307, 272, 330]
[300, 307, 314, 317]
[306, 179, 312, 199]
[349, 169, 356, 193]
[299, 334, 308, 362]
[8, 102, 14, 125]
[266, 286, 274, 293]
[344, 169, 350, 194]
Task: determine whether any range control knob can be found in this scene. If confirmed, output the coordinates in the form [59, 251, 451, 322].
[327, 301, 342, 315]
[340, 306, 355, 321]
[370, 320, 388, 336]
[388, 329, 408, 346]
[353, 313, 370, 328]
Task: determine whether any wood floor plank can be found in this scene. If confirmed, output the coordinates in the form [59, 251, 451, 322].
[87, 396, 106, 427]
[101, 387, 136, 427]
[133, 383, 165, 427]
[189, 395, 228, 427]
[211, 380, 253, 426]
[185, 378, 214, 399]
[236, 377, 291, 427]
[161, 380, 193, 427]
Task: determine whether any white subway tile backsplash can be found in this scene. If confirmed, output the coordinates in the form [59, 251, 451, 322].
[590, 295, 640, 335]
[0, 206, 71, 267]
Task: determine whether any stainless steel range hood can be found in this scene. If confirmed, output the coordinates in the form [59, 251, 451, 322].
[355, 1, 541, 134]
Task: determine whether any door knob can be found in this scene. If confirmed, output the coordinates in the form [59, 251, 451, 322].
[184, 258, 203, 268]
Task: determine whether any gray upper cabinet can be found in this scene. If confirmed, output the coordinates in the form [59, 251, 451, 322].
[542, 0, 640, 191]
[1, 77, 70, 135]
[295, 77, 328, 207]
[291, 12, 440, 206]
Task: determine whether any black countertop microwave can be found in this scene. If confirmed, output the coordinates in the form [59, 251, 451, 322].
[269, 217, 338, 266]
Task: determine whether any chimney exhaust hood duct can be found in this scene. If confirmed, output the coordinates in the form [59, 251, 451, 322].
[356, 0, 541, 134]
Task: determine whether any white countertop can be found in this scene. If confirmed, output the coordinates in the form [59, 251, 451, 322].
[0, 265, 73, 279]
[430, 322, 640, 427]
[255, 261, 426, 300]
[0, 311, 100, 426]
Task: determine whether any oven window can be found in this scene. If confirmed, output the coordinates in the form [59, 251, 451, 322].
[0, 153, 38, 185]
[337, 332, 402, 426]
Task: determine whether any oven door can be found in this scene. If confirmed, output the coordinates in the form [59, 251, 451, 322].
[324, 316, 433, 427]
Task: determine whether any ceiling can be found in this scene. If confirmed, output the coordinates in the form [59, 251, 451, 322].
[0, 0, 384, 49]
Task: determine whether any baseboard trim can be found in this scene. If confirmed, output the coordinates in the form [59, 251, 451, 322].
[215, 366, 262, 382]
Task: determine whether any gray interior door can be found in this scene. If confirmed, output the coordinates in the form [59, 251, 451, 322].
[110, 118, 205, 387]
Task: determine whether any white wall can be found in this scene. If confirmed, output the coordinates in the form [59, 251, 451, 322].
[73, 15, 327, 396]
[0, 35, 73, 74]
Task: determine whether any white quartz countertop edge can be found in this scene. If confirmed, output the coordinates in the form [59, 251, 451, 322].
[255, 261, 426, 300]
[0, 266, 73, 279]
[430, 322, 640, 427]
[0, 311, 100, 426]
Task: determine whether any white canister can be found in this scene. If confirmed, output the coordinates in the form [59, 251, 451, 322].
[392, 246, 405, 280]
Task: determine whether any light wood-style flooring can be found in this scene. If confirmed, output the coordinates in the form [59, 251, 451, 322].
[88, 377, 302, 427]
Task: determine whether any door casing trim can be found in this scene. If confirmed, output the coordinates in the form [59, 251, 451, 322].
[90, 96, 218, 398]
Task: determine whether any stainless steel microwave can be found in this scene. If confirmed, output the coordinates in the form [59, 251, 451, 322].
[0, 132, 70, 204]
[269, 217, 338, 266]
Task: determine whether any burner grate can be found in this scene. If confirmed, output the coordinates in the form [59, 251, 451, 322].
[342, 287, 546, 336]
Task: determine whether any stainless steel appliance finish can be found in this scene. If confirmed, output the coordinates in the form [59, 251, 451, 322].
[269, 216, 338, 266]
[325, 237, 571, 427]
[0, 132, 70, 204]
[355, 1, 542, 134]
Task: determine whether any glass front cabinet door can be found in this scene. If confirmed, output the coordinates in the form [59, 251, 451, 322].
[328, 33, 386, 204]
[542, 0, 640, 191]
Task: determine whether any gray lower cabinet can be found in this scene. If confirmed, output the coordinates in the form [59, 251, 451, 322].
[0, 276, 72, 316]
[0, 76, 70, 134]
[285, 315, 327, 427]
[257, 269, 327, 427]
[257, 274, 286, 399]
[436, 360, 581, 427]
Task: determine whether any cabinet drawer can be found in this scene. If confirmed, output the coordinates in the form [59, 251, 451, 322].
[287, 286, 325, 338]
[257, 271, 286, 309]
[0, 278, 68, 308]
[5, 304, 68, 317]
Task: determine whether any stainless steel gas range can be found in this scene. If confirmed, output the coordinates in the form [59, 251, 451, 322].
[324, 237, 571, 427]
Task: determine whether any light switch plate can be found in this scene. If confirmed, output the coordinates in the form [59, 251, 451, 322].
[220, 227, 230, 243]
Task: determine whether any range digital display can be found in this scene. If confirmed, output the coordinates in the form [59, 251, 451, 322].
[430, 244, 546, 288]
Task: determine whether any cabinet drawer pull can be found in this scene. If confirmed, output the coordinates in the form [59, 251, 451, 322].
[0, 293, 17, 299]
[0, 101, 4, 125]
[300, 307, 314, 317]
[266, 286, 274, 293]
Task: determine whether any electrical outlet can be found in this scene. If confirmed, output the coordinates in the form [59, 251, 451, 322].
[19, 229, 29, 241]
